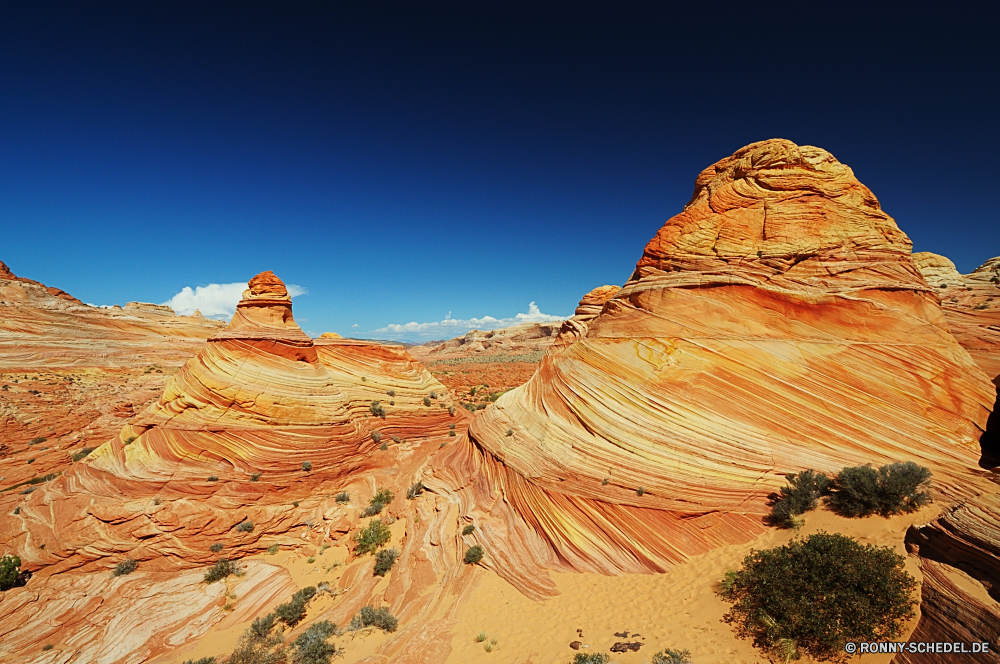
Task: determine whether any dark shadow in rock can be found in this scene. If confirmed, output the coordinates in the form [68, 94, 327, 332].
[978, 379, 999, 470]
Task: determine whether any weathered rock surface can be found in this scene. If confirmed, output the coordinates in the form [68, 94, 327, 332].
[894, 492, 1000, 663]
[456, 139, 996, 575]
[913, 252, 1000, 382]
[417, 322, 564, 357]
[553, 285, 622, 349]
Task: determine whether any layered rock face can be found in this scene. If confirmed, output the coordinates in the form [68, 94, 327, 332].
[417, 321, 564, 357]
[460, 139, 996, 575]
[552, 285, 621, 349]
[913, 252, 1000, 382]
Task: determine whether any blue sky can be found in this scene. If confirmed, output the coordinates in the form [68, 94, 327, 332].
[2, 3, 998, 341]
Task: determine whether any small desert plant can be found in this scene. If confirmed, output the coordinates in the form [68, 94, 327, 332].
[429, 391, 437, 399]
[449, 431, 456, 437]
[267, 544, 279, 555]
[462, 524, 476, 536]
[71, 447, 95, 462]
[769, 469, 831, 528]
[721, 532, 917, 661]
[464, 545, 484, 565]
[210, 543, 224, 553]
[828, 462, 932, 517]
[0, 555, 24, 591]
[292, 620, 343, 664]
[235, 520, 255, 533]
[361, 488, 394, 517]
[370, 401, 386, 418]
[505, 428, 513, 436]
[348, 605, 398, 632]
[250, 472, 262, 482]
[335, 491, 350, 503]
[371, 431, 382, 444]
[572, 654, 610, 664]
[651, 648, 692, 664]
[406, 481, 425, 499]
[423, 396, 431, 406]
[113, 559, 138, 576]
[275, 586, 317, 626]
[42, 644, 54, 651]
[307, 556, 315, 564]
[601, 478, 609, 486]
[379, 441, 388, 451]
[448, 406, 456, 415]
[203, 558, 242, 583]
[293, 501, 299, 507]
[449, 423, 456, 429]
[373, 547, 399, 576]
[124, 435, 137, 445]
[228, 613, 286, 664]
[181, 657, 216, 664]
[475, 632, 488, 642]
[386, 390, 395, 397]
[29, 437, 46, 445]
[301, 461, 312, 472]
[208, 475, 219, 482]
[12, 507, 20, 515]
[636, 486, 644, 496]
[354, 519, 392, 555]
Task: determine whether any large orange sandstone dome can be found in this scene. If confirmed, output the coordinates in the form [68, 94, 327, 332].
[450, 139, 997, 575]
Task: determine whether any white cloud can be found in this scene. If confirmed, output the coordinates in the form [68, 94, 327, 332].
[162, 282, 307, 319]
[373, 302, 567, 341]
[351, 323, 359, 328]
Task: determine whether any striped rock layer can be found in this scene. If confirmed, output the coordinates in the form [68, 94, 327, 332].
[461, 139, 996, 575]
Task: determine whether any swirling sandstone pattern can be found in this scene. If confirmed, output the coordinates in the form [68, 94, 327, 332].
[460, 139, 996, 575]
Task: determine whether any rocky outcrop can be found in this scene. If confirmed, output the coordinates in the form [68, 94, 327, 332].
[894, 492, 1000, 663]
[453, 139, 996, 575]
[913, 252, 1000, 382]
[418, 322, 563, 357]
[0, 260, 83, 304]
[553, 285, 622, 349]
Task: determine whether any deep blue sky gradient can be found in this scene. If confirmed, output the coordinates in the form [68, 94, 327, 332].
[2, 3, 998, 338]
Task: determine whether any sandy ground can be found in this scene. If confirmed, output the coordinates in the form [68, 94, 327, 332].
[444, 503, 943, 664]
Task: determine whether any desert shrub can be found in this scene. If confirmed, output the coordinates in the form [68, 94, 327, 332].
[235, 520, 255, 533]
[301, 461, 312, 472]
[429, 391, 437, 399]
[307, 556, 315, 564]
[370, 401, 386, 418]
[448, 431, 455, 437]
[462, 524, 476, 536]
[379, 441, 388, 451]
[348, 605, 398, 632]
[181, 658, 216, 664]
[769, 469, 831, 528]
[448, 406, 456, 415]
[449, 423, 456, 429]
[423, 396, 431, 406]
[267, 544, 279, 555]
[20, 486, 34, 494]
[651, 648, 692, 664]
[373, 547, 399, 577]
[124, 435, 137, 445]
[354, 519, 391, 555]
[572, 654, 609, 664]
[362, 488, 393, 516]
[26, 473, 57, 485]
[250, 472, 262, 482]
[13, 506, 21, 515]
[721, 532, 917, 661]
[335, 492, 350, 504]
[292, 620, 342, 664]
[203, 558, 242, 583]
[0, 555, 24, 591]
[636, 486, 644, 496]
[26, 459, 35, 465]
[505, 428, 513, 436]
[275, 586, 317, 627]
[229, 612, 286, 664]
[208, 475, 219, 482]
[828, 462, 932, 517]
[210, 543, 224, 553]
[371, 431, 382, 444]
[113, 559, 138, 576]
[293, 501, 299, 507]
[71, 447, 95, 462]
[464, 545, 484, 565]
[29, 437, 45, 445]
[406, 481, 425, 499]
[386, 390, 395, 397]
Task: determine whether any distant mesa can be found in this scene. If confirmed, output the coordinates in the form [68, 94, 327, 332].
[454, 138, 996, 575]
[320, 331, 343, 338]
[0, 259, 82, 304]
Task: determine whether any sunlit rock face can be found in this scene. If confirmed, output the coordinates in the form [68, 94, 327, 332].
[913, 252, 1000, 382]
[460, 139, 996, 575]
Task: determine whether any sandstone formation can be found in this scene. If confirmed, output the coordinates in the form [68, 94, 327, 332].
[0, 271, 465, 663]
[453, 139, 996, 576]
[913, 252, 1000, 382]
[894, 492, 1000, 663]
[552, 284, 622, 349]
[416, 321, 564, 357]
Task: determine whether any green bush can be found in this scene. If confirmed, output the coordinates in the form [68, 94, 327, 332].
[235, 520, 255, 533]
[370, 401, 386, 418]
[829, 462, 932, 517]
[292, 620, 342, 664]
[0, 555, 22, 591]
[572, 654, 609, 664]
[71, 447, 95, 462]
[386, 390, 395, 397]
[301, 461, 312, 472]
[29, 437, 45, 445]
[769, 469, 831, 528]
[721, 532, 917, 661]
[113, 559, 138, 576]
[464, 545, 484, 565]
[379, 441, 388, 451]
[250, 472, 262, 482]
[266, 544, 279, 555]
[203, 558, 242, 583]
[275, 586, 317, 627]
[181, 658, 217, 664]
[651, 648, 692, 664]
[210, 543, 223, 553]
[371, 431, 382, 444]
[423, 396, 431, 406]
[362, 489, 394, 517]
[354, 519, 391, 556]
[228, 612, 286, 664]
[406, 481, 425, 499]
[335, 492, 350, 504]
[348, 605, 398, 632]
[429, 391, 437, 399]
[462, 524, 476, 536]
[373, 547, 399, 577]
[208, 475, 219, 482]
